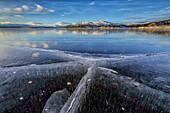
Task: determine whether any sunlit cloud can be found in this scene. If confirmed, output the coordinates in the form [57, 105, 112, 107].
[34, 4, 43, 12]
[124, 16, 144, 20]
[118, 8, 133, 11]
[160, 7, 170, 12]
[14, 15, 23, 17]
[89, 2, 95, 5]
[26, 22, 43, 25]
[0, 22, 12, 24]
[4, 8, 12, 11]
[47, 9, 55, 13]
[3, 4, 54, 14]
[4, 7, 23, 12]
[146, 16, 170, 21]
[14, 7, 23, 12]
[22, 5, 29, 11]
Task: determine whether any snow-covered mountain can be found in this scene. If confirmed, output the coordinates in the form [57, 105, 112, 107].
[71, 21, 117, 26]
[0, 22, 56, 28]
[0, 22, 29, 27]
[54, 22, 71, 27]
[0, 22, 71, 28]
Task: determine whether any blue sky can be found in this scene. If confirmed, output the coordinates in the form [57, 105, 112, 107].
[0, 0, 169, 24]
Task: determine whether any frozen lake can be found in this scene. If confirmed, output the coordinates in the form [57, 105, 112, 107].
[0, 28, 170, 67]
[0, 28, 170, 113]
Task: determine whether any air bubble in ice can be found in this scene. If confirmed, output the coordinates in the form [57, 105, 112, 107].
[19, 97, 24, 100]
[67, 82, 71, 85]
[134, 82, 140, 87]
[121, 107, 125, 110]
[28, 81, 33, 84]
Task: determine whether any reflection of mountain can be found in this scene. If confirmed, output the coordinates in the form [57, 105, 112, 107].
[64, 29, 170, 36]
[69, 29, 111, 35]
[0, 28, 170, 36]
[0, 29, 68, 36]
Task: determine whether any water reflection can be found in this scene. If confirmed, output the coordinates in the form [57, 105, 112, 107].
[0, 28, 170, 55]
[0, 28, 170, 36]
[63, 28, 170, 36]
[0, 28, 170, 67]
[42, 42, 49, 48]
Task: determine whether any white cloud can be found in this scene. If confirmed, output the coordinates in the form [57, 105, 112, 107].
[165, 7, 170, 10]
[22, 5, 29, 10]
[4, 4, 54, 14]
[26, 22, 43, 25]
[14, 15, 23, 17]
[118, 8, 133, 11]
[14, 7, 23, 12]
[48, 9, 55, 13]
[160, 7, 170, 12]
[89, 2, 95, 5]
[55, 22, 70, 26]
[4, 8, 12, 11]
[61, 14, 65, 16]
[34, 4, 43, 12]
[0, 22, 12, 24]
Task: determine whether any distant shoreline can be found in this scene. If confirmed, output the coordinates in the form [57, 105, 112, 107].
[0, 26, 170, 30]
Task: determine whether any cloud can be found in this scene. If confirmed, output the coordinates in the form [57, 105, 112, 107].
[61, 14, 65, 16]
[89, 2, 95, 5]
[14, 15, 23, 17]
[4, 4, 54, 14]
[26, 22, 43, 25]
[4, 8, 12, 11]
[47, 9, 55, 13]
[128, 0, 132, 1]
[0, 22, 13, 24]
[165, 7, 170, 10]
[118, 8, 133, 11]
[160, 7, 170, 12]
[22, 5, 29, 11]
[5, 7, 22, 12]
[34, 4, 43, 12]
[14, 8, 23, 12]
[145, 16, 170, 21]
[124, 16, 144, 20]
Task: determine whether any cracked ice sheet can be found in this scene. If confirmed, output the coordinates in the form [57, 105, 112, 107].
[0, 62, 89, 112]
[0, 44, 75, 68]
[97, 53, 170, 93]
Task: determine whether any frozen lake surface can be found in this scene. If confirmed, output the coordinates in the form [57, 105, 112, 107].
[0, 28, 170, 67]
[0, 28, 170, 113]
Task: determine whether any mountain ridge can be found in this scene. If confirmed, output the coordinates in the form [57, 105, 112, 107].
[62, 19, 170, 28]
[0, 19, 169, 28]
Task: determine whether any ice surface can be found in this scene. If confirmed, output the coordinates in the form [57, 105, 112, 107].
[0, 47, 170, 112]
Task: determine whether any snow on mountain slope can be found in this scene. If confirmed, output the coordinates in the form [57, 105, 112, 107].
[55, 22, 71, 26]
[71, 21, 115, 26]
